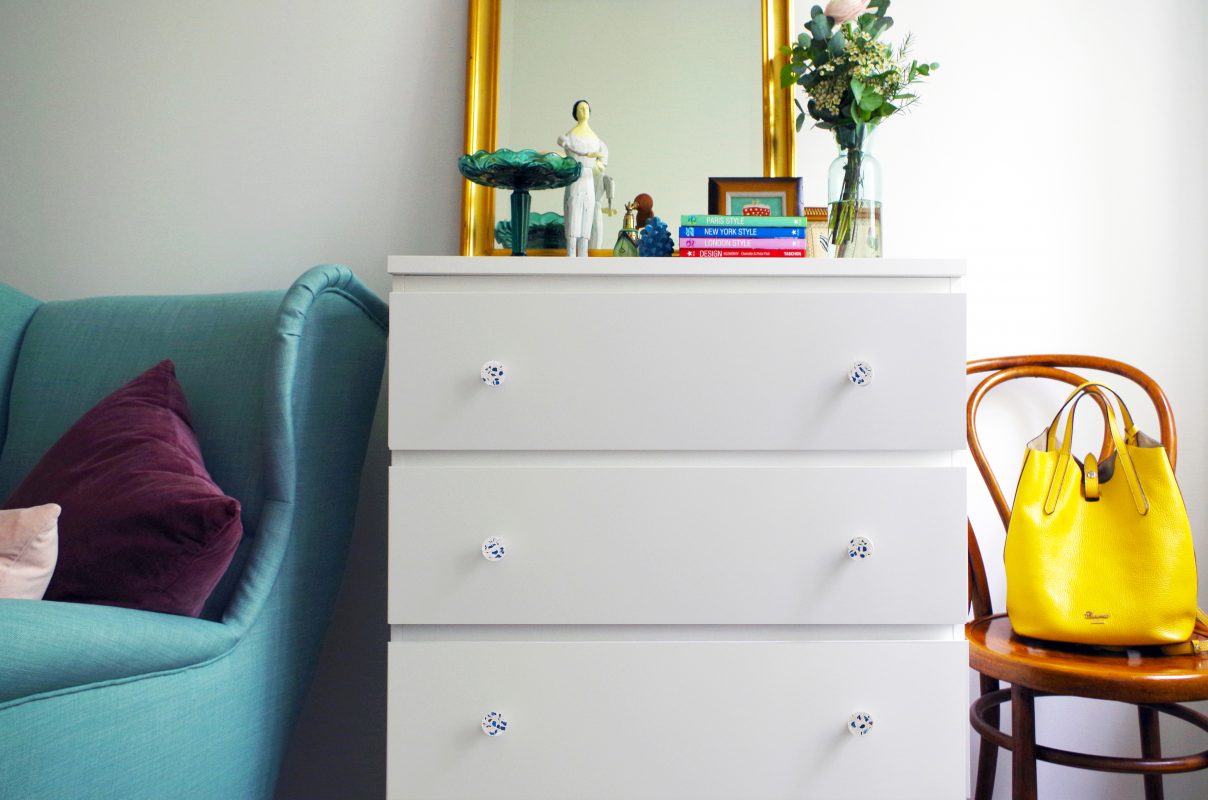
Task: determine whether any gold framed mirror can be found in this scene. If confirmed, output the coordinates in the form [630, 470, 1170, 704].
[461, 0, 795, 256]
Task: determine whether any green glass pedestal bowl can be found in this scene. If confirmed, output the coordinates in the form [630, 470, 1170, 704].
[458, 149, 581, 256]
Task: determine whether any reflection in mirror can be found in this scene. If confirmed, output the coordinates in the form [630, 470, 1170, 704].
[494, 0, 762, 254]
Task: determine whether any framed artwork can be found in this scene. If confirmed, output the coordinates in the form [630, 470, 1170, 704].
[803, 206, 829, 258]
[707, 177, 804, 217]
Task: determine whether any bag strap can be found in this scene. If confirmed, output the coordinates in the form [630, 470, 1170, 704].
[1042, 382, 1148, 516]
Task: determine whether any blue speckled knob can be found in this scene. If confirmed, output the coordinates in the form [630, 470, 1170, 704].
[482, 536, 506, 561]
[848, 361, 873, 386]
[848, 712, 874, 737]
[482, 711, 508, 736]
[848, 536, 873, 560]
[481, 360, 506, 386]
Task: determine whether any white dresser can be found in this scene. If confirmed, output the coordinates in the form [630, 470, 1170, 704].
[386, 256, 968, 800]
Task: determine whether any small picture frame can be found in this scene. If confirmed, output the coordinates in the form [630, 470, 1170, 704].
[803, 206, 829, 258]
[707, 177, 804, 218]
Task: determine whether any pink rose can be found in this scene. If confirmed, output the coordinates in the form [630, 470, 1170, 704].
[824, 0, 873, 25]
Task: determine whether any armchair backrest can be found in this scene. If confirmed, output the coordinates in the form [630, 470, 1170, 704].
[0, 284, 42, 457]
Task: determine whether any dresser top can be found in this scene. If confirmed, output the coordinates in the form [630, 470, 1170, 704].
[388, 255, 965, 278]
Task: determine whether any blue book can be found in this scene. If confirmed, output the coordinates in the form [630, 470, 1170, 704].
[678, 225, 805, 239]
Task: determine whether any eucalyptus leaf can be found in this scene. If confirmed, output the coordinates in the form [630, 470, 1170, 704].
[917, 64, 930, 76]
[796, 112, 805, 132]
[868, 0, 889, 18]
[799, 32, 811, 47]
[850, 78, 866, 102]
[810, 12, 830, 40]
[810, 4, 823, 18]
[828, 29, 846, 56]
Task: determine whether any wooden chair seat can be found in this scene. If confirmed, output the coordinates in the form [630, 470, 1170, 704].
[969, 614, 1208, 704]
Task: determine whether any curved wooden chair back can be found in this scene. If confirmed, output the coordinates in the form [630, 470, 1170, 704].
[966, 355, 1177, 621]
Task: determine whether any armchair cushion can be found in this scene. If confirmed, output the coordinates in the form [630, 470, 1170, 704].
[3, 360, 242, 616]
[0, 503, 59, 599]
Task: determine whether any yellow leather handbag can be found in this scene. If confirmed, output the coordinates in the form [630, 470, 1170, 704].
[1005, 381, 1206, 650]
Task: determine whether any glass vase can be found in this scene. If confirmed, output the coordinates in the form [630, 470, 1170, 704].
[827, 126, 882, 258]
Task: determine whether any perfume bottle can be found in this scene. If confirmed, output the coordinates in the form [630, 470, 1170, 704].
[612, 200, 640, 257]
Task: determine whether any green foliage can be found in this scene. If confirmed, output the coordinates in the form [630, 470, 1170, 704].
[779, 0, 938, 148]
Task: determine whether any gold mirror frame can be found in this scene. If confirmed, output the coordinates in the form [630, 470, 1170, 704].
[460, 0, 796, 256]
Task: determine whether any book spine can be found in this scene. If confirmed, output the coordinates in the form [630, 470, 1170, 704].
[680, 248, 807, 258]
[681, 214, 809, 227]
[678, 226, 805, 239]
[680, 237, 805, 250]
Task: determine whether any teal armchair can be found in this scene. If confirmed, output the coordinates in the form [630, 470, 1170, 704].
[0, 266, 387, 800]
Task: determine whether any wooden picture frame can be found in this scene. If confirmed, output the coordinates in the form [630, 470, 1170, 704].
[803, 206, 829, 258]
[708, 177, 804, 218]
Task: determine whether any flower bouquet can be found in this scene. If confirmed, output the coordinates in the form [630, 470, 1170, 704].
[781, 0, 937, 257]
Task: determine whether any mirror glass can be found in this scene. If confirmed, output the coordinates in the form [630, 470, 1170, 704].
[494, 0, 763, 253]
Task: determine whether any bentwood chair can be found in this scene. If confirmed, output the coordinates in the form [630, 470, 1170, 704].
[966, 355, 1208, 800]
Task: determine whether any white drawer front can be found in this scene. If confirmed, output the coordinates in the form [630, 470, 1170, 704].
[389, 465, 965, 625]
[386, 640, 967, 800]
[389, 291, 965, 451]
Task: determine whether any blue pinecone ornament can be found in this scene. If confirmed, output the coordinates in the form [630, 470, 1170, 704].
[638, 217, 675, 257]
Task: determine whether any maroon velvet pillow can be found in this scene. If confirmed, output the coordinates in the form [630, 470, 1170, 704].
[3, 360, 242, 616]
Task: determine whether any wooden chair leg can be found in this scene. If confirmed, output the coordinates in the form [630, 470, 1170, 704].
[974, 675, 1001, 800]
[1139, 705, 1164, 800]
[1011, 685, 1038, 800]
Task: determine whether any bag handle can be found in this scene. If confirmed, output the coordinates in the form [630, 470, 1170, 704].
[1042, 382, 1148, 516]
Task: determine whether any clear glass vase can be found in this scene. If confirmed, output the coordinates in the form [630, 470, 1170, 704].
[827, 125, 882, 258]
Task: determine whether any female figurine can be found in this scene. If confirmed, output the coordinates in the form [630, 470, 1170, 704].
[558, 100, 609, 257]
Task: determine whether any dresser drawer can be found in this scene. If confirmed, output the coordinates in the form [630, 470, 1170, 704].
[389, 465, 965, 625]
[389, 291, 965, 451]
[386, 640, 967, 800]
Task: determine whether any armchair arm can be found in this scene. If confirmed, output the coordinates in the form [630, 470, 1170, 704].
[0, 598, 238, 708]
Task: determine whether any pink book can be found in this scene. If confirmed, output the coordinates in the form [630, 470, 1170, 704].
[679, 237, 804, 250]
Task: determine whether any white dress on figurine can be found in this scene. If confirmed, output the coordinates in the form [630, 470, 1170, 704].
[558, 131, 608, 252]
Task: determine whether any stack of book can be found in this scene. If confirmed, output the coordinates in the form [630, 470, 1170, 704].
[678, 214, 808, 258]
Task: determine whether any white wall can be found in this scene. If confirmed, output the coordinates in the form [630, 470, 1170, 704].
[790, 2, 1207, 797]
[1, 2, 1205, 798]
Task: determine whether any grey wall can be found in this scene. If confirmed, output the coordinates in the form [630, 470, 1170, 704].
[0, 2, 466, 798]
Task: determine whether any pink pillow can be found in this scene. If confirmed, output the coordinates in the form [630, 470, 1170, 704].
[3, 361, 242, 617]
[0, 503, 60, 599]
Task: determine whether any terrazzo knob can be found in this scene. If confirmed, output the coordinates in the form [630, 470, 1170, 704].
[848, 712, 874, 737]
[848, 361, 873, 386]
[482, 536, 506, 561]
[847, 536, 873, 560]
[481, 360, 506, 386]
[482, 711, 508, 737]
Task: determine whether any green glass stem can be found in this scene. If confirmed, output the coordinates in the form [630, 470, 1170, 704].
[509, 189, 532, 257]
